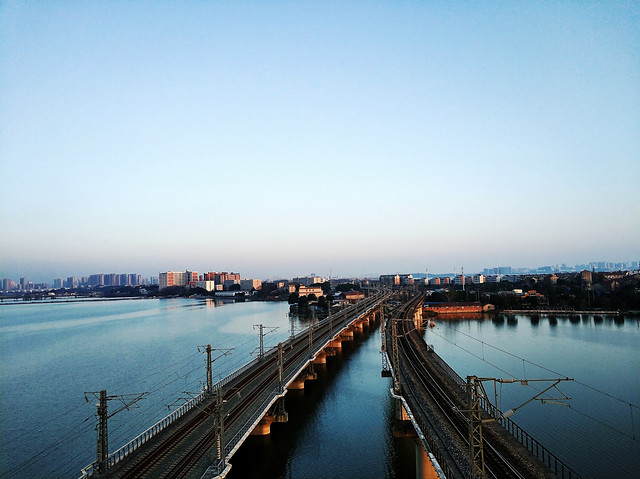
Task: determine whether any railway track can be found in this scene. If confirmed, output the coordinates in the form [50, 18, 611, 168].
[105, 294, 385, 479]
[390, 294, 548, 479]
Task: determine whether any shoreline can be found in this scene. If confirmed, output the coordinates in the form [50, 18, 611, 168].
[0, 296, 154, 305]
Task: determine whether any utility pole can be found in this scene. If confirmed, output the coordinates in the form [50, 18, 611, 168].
[214, 386, 224, 467]
[464, 376, 573, 479]
[253, 324, 278, 360]
[207, 345, 212, 391]
[392, 320, 400, 394]
[381, 303, 391, 377]
[198, 345, 233, 393]
[278, 342, 284, 392]
[85, 390, 147, 474]
[462, 266, 465, 291]
[289, 312, 295, 340]
[97, 390, 107, 473]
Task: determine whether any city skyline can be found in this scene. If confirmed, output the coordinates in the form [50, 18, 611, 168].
[2, 258, 638, 289]
[2, 2, 639, 282]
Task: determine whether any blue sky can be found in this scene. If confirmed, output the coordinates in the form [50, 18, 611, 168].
[1, 1, 639, 282]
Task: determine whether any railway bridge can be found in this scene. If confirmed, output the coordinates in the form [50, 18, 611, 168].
[383, 293, 582, 479]
[79, 292, 388, 479]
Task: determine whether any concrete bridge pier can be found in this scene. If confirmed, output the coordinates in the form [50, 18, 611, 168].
[416, 442, 440, 479]
[340, 330, 354, 343]
[393, 400, 417, 438]
[313, 351, 327, 364]
[251, 414, 274, 436]
[288, 366, 318, 390]
[251, 398, 289, 436]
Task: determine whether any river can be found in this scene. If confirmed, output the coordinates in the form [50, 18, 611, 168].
[0, 299, 638, 478]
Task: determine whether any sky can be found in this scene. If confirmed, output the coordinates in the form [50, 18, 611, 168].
[1, 1, 639, 282]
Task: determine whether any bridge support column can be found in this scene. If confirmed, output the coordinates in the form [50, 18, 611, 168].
[330, 339, 342, 349]
[313, 351, 327, 364]
[288, 377, 306, 390]
[274, 397, 288, 424]
[416, 443, 440, 479]
[288, 367, 317, 390]
[251, 415, 275, 436]
[396, 401, 411, 422]
[393, 399, 417, 438]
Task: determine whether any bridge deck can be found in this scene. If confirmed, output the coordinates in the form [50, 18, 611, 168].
[81, 293, 387, 479]
[384, 293, 582, 479]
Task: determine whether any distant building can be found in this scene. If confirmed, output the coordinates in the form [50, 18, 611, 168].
[453, 275, 473, 285]
[159, 270, 197, 290]
[293, 276, 324, 286]
[194, 280, 215, 292]
[580, 270, 592, 285]
[88, 274, 105, 286]
[297, 285, 324, 297]
[379, 274, 400, 285]
[241, 279, 262, 291]
[473, 274, 485, 284]
[342, 290, 365, 303]
[379, 274, 413, 285]
[2, 278, 16, 291]
[423, 302, 494, 314]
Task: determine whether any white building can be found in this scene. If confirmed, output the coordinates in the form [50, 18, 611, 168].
[293, 276, 324, 286]
[194, 281, 216, 292]
[241, 279, 262, 291]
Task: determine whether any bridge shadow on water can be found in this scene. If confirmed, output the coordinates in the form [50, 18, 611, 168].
[226, 324, 421, 479]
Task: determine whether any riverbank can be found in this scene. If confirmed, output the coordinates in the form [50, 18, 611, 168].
[0, 296, 153, 305]
[499, 308, 633, 315]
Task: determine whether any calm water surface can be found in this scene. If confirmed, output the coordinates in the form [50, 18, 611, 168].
[1, 300, 638, 479]
[422, 314, 640, 479]
[0, 299, 293, 478]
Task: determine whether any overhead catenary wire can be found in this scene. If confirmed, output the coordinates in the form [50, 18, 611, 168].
[441, 322, 639, 410]
[427, 324, 640, 442]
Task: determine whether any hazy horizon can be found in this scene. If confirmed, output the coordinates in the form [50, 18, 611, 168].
[3, 257, 638, 285]
[2, 2, 638, 284]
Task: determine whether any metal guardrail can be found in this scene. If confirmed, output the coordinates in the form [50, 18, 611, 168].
[79, 388, 209, 478]
[426, 347, 582, 479]
[80, 294, 386, 479]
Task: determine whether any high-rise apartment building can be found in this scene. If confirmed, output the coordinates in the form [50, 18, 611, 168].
[158, 270, 198, 290]
[2, 278, 16, 291]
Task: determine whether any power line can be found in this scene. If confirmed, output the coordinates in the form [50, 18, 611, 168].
[441, 323, 639, 410]
[428, 325, 639, 442]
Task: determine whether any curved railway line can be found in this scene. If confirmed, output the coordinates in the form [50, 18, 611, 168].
[389, 293, 559, 479]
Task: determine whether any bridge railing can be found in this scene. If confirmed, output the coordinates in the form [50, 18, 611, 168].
[425, 347, 582, 479]
[79, 387, 209, 478]
[82, 294, 386, 479]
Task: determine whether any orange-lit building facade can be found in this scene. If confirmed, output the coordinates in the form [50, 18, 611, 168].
[423, 302, 494, 315]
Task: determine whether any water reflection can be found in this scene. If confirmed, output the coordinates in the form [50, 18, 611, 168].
[227, 322, 421, 479]
[492, 315, 504, 327]
[506, 316, 518, 327]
